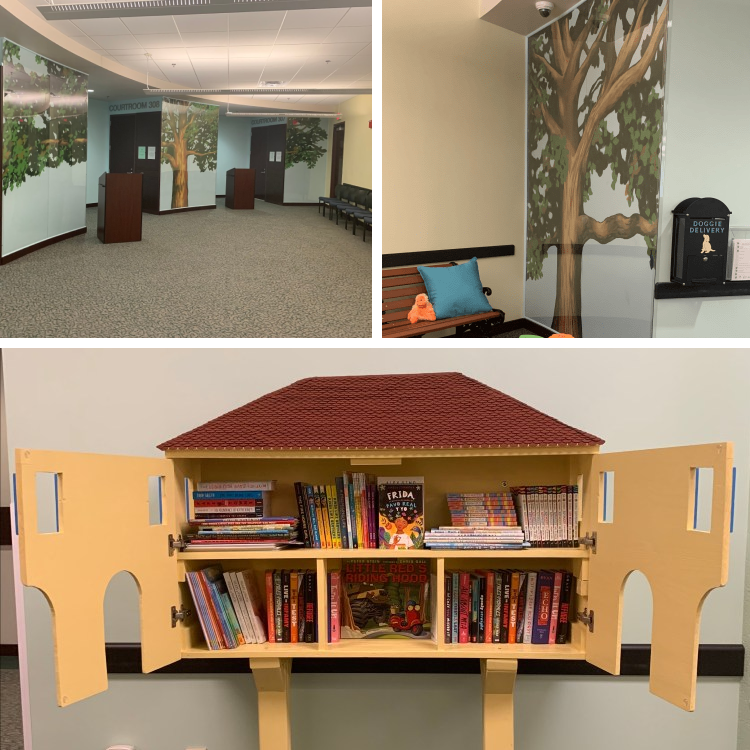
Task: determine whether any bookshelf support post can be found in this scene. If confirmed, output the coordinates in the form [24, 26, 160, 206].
[250, 658, 292, 750]
[481, 658, 518, 750]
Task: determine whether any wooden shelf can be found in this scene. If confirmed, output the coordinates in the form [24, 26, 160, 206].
[177, 547, 590, 561]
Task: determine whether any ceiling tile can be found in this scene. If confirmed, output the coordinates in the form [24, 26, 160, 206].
[337, 7, 372, 27]
[121, 16, 178, 35]
[48, 20, 80, 35]
[180, 32, 229, 47]
[187, 47, 229, 60]
[229, 30, 278, 46]
[319, 42, 370, 56]
[222, 11, 286, 30]
[91, 35, 143, 50]
[174, 13, 229, 33]
[268, 44, 323, 58]
[275, 28, 331, 45]
[73, 19, 129, 36]
[258, 62, 306, 81]
[324, 26, 372, 44]
[161, 68, 201, 87]
[133, 34, 184, 48]
[68, 36, 104, 51]
[230, 46, 274, 59]
[282, 8, 348, 29]
[142, 48, 191, 61]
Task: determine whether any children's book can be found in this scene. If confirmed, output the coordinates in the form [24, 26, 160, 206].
[340, 559, 430, 639]
[377, 476, 425, 550]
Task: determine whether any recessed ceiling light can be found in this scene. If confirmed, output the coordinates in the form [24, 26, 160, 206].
[261, 81, 284, 87]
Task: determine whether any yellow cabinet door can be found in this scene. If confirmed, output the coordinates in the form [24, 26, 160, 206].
[582, 443, 733, 711]
[15, 449, 185, 706]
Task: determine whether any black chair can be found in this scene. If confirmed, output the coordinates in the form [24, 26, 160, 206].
[319, 183, 353, 218]
[337, 187, 369, 225]
[343, 192, 371, 232]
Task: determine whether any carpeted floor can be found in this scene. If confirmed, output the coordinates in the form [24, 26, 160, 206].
[0, 200, 371, 338]
[0, 667, 22, 750]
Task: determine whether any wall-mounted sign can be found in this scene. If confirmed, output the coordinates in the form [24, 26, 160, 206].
[275, 151, 282, 161]
[269, 151, 275, 162]
[148, 146, 156, 160]
[109, 99, 161, 113]
[670, 197, 732, 284]
[137, 146, 146, 159]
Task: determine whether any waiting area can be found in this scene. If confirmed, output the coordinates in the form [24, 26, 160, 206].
[0, 2, 372, 338]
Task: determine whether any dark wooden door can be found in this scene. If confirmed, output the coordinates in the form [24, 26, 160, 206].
[330, 122, 345, 197]
[134, 111, 162, 214]
[264, 123, 287, 205]
[109, 114, 136, 173]
[249, 126, 268, 200]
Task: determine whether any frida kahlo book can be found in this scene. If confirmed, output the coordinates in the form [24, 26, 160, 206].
[377, 476, 425, 550]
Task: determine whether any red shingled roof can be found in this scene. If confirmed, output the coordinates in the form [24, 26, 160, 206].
[157, 373, 604, 452]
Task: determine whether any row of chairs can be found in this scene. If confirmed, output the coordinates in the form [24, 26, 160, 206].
[319, 183, 372, 242]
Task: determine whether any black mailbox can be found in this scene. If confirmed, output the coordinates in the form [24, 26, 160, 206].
[671, 197, 731, 284]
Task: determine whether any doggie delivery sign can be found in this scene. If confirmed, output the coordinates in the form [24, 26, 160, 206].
[670, 197, 732, 284]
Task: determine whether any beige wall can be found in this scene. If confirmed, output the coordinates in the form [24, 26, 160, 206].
[1, 351, 18, 645]
[325, 95, 372, 192]
[383, 0, 527, 320]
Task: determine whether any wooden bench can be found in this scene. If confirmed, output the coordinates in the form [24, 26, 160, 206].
[382, 263, 505, 338]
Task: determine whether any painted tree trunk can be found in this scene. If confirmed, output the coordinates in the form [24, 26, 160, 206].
[171, 138, 189, 209]
[553, 152, 586, 337]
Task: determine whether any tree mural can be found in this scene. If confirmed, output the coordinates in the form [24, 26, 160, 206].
[2, 40, 87, 196]
[285, 117, 328, 169]
[161, 98, 218, 209]
[527, 0, 668, 337]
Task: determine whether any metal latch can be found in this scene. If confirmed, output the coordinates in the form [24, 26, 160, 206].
[577, 608, 594, 632]
[580, 532, 597, 553]
[171, 605, 191, 627]
[168, 534, 187, 555]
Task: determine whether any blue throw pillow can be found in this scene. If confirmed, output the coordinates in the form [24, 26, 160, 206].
[417, 258, 493, 320]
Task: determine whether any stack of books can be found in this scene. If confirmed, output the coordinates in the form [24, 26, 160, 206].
[186, 480, 300, 550]
[425, 492, 526, 550]
[186, 564, 268, 649]
[510, 485, 579, 547]
[444, 569, 575, 645]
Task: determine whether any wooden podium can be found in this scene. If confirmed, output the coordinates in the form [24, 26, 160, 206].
[226, 168, 256, 209]
[97, 172, 143, 244]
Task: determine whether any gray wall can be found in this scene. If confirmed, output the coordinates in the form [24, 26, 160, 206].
[2, 348, 748, 750]
[652, 0, 750, 336]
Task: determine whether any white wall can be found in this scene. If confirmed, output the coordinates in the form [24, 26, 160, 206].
[86, 99, 110, 205]
[2, 348, 748, 750]
[216, 114, 252, 195]
[0, 351, 17, 646]
[652, 0, 750, 337]
[383, 0, 527, 321]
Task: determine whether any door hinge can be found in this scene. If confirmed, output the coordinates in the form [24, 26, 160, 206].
[168, 534, 187, 555]
[171, 605, 191, 628]
[577, 608, 594, 632]
[580, 532, 597, 553]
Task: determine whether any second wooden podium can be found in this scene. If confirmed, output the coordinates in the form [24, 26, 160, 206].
[226, 168, 256, 209]
[97, 172, 143, 244]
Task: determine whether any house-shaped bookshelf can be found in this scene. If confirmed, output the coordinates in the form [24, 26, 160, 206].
[14, 372, 733, 750]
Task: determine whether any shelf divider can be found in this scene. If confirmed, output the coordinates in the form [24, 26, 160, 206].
[482, 659, 518, 750]
[249, 657, 292, 750]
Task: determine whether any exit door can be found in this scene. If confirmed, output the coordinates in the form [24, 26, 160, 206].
[249, 123, 286, 205]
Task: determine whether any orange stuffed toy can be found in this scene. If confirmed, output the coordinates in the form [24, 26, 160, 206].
[408, 293, 436, 324]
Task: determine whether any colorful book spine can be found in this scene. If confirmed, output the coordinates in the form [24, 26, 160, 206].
[281, 570, 291, 642]
[548, 571, 563, 644]
[444, 574, 452, 643]
[290, 570, 299, 643]
[556, 572, 574, 644]
[305, 485, 321, 549]
[458, 572, 470, 643]
[451, 571, 460, 644]
[335, 477, 350, 549]
[274, 571, 283, 643]
[484, 570, 495, 644]
[477, 574, 486, 644]
[470, 574, 479, 643]
[515, 573, 528, 643]
[186, 571, 219, 650]
[329, 570, 341, 643]
[500, 571, 511, 643]
[508, 570, 520, 644]
[198, 481, 275, 491]
[193, 491, 265, 500]
[531, 571, 554, 644]
[327, 485, 342, 549]
[523, 571, 537, 644]
[265, 571, 276, 643]
[293, 482, 312, 548]
[304, 572, 316, 643]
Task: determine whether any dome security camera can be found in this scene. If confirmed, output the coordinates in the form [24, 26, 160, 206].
[536, 1, 555, 18]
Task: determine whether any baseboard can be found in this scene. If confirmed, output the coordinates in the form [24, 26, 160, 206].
[282, 202, 319, 206]
[102, 643, 744, 677]
[216, 194, 226, 199]
[0, 644, 18, 658]
[495, 317, 557, 337]
[86, 202, 98, 208]
[382, 245, 515, 268]
[157, 205, 217, 216]
[0, 227, 87, 265]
